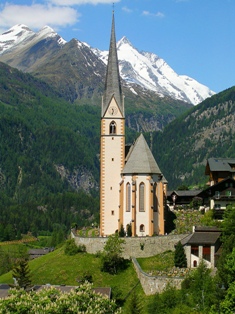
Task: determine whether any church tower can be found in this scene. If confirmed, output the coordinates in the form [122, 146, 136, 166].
[100, 13, 125, 236]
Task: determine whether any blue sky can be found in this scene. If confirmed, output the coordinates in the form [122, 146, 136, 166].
[0, 0, 234, 93]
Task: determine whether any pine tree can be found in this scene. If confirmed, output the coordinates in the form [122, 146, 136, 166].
[174, 241, 187, 268]
[12, 260, 32, 290]
[119, 224, 125, 237]
[127, 290, 144, 314]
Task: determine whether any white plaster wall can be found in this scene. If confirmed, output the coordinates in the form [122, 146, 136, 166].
[101, 98, 125, 236]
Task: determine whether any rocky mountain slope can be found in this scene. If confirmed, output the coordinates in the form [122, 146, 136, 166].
[93, 36, 215, 105]
[0, 25, 214, 105]
[0, 25, 195, 131]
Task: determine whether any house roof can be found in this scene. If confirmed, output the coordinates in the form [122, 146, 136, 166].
[206, 158, 235, 174]
[186, 231, 221, 245]
[167, 190, 202, 197]
[122, 133, 162, 175]
[198, 177, 235, 197]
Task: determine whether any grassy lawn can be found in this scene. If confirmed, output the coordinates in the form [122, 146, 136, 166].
[137, 250, 174, 274]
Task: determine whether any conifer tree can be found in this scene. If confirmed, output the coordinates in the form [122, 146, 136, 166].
[12, 260, 32, 290]
[174, 241, 187, 268]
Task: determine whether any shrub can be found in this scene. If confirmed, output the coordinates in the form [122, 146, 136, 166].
[64, 239, 86, 255]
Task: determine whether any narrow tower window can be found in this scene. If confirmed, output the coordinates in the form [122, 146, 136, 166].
[139, 182, 145, 212]
[153, 183, 158, 212]
[109, 121, 116, 134]
[126, 183, 131, 212]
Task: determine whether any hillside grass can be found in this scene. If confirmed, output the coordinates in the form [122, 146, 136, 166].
[0, 246, 146, 312]
[137, 250, 174, 274]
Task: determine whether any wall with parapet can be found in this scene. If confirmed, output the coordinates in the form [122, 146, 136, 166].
[71, 231, 187, 259]
[132, 258, 183, 295]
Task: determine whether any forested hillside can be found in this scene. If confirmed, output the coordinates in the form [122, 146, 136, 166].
[0, 62, 103, 240]
[153, 86, 235, 189]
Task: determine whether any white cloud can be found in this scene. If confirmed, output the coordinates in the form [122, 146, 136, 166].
[0, 3, 79, 30]
[49, 0, 120, 5]
[122, 6, 132, 13]
[142, 10, 165, 18]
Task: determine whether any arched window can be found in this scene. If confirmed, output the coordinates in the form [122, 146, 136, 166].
[153, 183, 158, 212]
[139, 182, 145, 212]
[109, 121, 116, 134]
[126, 183, 131, 212]
[140, 224, 145, 232]
[193, 260, 197, 267]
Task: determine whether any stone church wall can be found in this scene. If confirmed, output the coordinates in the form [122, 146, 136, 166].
[71, 231, 187, 259]
[132, 257, 183, 295]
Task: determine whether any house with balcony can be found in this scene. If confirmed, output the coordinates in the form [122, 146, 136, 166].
[198, 177, 235, 218]
[205, 157, 235, 186]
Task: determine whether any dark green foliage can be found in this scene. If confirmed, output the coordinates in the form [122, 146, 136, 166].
[147, 285, 183, 314]
[127, 224, 132, 237]
[64, 239, 86, 255]
[152, 86, 235, 189]
[190, 196, 203, 210]
[119, 224, 125, 237]
[127, 290, 144, 314]
[181, 261, 217, 312]
[101, 234, 127, 274]
[0, 245, 28, 276]
[174, 241, 187, 268]
[77, 271, 93, 284]
[11, 260, 32, 290]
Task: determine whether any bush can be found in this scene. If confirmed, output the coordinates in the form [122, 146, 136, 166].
[64, 239, 86, 255]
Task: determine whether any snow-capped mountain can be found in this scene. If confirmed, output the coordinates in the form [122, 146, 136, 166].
[0, 24, 65, 54]
[93, 37, 215, 105]
[0, 25, 214, 105]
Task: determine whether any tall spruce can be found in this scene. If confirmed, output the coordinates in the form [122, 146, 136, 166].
[174, 241, 187, 268]
[12, 260, 32, 290]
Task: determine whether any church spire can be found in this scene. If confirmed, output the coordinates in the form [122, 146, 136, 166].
[102, 12, 124, 116]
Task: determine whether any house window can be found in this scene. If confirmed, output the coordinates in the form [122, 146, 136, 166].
[126, 183, 131, 212]
[111, 210, 114, 216]
[139, 183, 145, 212]
[226, 190, 232, 197]
[215, 191, 220, 199]
[193, 260, 197, 267]
[140, 224, 145, 232]
[109, 121, 116, 134]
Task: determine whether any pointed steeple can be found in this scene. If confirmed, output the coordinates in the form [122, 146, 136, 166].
[102, 12, 124, 116]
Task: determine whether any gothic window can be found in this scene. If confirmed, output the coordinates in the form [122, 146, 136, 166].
[139, 182, 145, 212]
[153, 183, 158, 212]
[109, 121, 116, 134]
[126, 183, 131, 212]
[140, 224, 145, 232]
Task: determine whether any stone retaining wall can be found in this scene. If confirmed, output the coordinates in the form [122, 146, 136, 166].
[132, 258, 183, 295]
[71, 231, 187, 259]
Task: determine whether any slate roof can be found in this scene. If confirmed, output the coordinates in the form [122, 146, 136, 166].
[102, 12, 123, 116]
[122, 134, 162, 175]
[167, 190, 202, 197]
[186, 232, 221, 245]
[206, 158, 235, 173]
[181, 227, 221, 246]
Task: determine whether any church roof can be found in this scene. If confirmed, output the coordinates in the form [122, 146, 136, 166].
[102, 12, 123, 116]
[122, 134, 162, 175]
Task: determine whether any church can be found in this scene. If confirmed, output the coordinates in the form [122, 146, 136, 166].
[100, 13, 167, 237]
